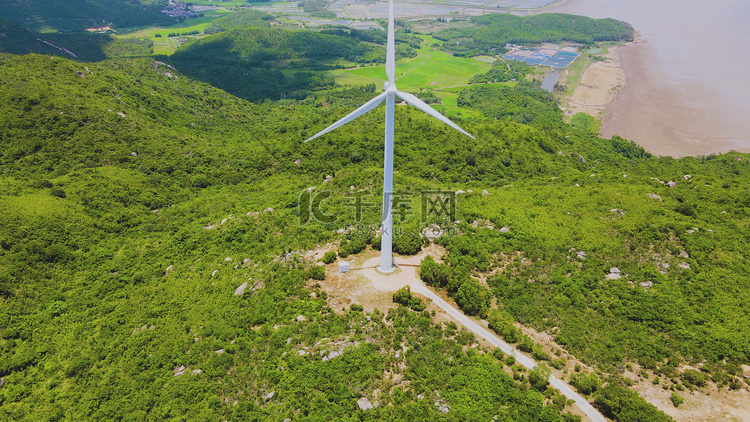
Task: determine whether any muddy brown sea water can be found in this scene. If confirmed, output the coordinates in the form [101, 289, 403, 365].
[544, 0, 750, 157]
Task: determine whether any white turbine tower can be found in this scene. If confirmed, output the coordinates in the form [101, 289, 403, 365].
[305, 0, 474, 273]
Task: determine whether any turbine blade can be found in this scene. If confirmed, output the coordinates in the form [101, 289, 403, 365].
[396, 91, 475, 139]
[305, 92, 388, 142]
[385, 0, 395, 86]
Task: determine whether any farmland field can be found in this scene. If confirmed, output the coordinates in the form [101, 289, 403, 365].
[330, 36, 492, 91]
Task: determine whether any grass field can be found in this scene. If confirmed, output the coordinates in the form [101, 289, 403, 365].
[328, 35, 495, 115]
[330, 36, 492, 91]
[188, 0, 248, 5]
[117, 12, 231, 55]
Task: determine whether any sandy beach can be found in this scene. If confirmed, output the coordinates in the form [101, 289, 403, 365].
[562, 49, 625, 121]
[541, 0, 750, 157]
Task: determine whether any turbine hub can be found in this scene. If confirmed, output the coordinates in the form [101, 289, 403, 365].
[384, 82, 397, 94]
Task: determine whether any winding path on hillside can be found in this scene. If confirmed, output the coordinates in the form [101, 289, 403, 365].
[353, 250, 607, 422]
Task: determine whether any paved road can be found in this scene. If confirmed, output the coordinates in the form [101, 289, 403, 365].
[358, 252, 607, 422]
[410, 283, 607, 422]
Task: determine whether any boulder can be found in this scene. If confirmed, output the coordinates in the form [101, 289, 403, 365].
[679, 262, 690, 270]
[482, 189, 490, 195]
[234, 282, 248, 296]
[455, 190, 466, 194]
[357, 397, 374, 411]
[648, 193, 663, 202]
[264, 207, 274, 213]
[741, 364, 750, 379]
[215, 349, 224, 355]
[610, 267, 621, 274]
[640, 281, 653, 289]
[499, 226, 510, 233]
[165, 265, 174, 276]
[605, 273, 621, 280]
[665, 181, 676, 188]
[224, 257, 232, 262]
[683, 174, 692, 180]
[265, 391, 275, 400]
[211, 270, 218, 278]
[296, 315, 307, 323]
[192, 369, 202, 375]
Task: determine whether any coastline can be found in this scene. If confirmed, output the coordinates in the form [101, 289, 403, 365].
[560, 47, 625, 123]
[538, 0, 750, 158]
[599, 43, 750, 157]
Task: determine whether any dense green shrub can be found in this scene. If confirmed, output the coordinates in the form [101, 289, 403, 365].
[322, 251, 337, 264]
[306, 265, 326, 280]
[670, 393, 684, 407]
[593, 384, 673, 422]
[392, 286, 426, 311]
[681, 369, 708, 388]
[392, 227, 422, 255]
[570, 373, 601, 396]
[529, 363, 551, 391]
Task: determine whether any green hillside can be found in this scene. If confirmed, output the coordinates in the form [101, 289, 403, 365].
[0, 49, 748, 421]
[0, 53, 595, 421]
[204, 10, 273, 34]
[169, 27, 387, 101]
[436, 13, 634, 57]
[0, 21, 153, 61]
[0, 0, 171, 32]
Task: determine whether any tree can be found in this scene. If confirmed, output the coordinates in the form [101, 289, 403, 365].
[529, 364, 551, 391]
[322, 251, 337, 264]
[306, 265, 325, 280]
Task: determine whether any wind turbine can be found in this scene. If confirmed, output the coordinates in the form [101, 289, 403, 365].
[305, 0, 474, 273]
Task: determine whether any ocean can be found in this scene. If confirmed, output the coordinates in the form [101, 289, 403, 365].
[544, 0, 750, 156]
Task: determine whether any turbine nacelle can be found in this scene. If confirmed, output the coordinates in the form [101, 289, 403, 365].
[384, 81, 397, 94]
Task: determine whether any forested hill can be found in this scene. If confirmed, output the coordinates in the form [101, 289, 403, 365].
[1, 52, 748, 420]
[204, 10, 273, 34]
[0, 0, 171, 32]
[436, 13, 634, 57]
[0, 21, 153, 62]
[169, 27, 387, 102]
[0, 52, 619, 421]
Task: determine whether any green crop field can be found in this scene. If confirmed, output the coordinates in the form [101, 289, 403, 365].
[330, 36, 492, 91]
[328, 35, 495, 115]
[118, 12, 231, 55]
[189, 0, 248, 5]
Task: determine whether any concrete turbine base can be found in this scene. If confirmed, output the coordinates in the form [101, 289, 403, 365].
[376, 263, 397, 274]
